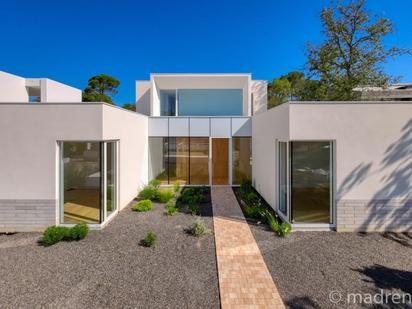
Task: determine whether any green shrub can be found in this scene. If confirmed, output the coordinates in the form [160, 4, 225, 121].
[142, 231, 156, 247]
[138, 186, 158, 200]
[158, 189, 174, 203]
[165, 199, 178, 216]
[69, 223, 89, 240]
[188, 203, 199, 215]
[173, 181, 181, 193]
[149, 179, 161, 189]
[246, 192, 259, 205]
[278, 222, 292, 237]
[189, 219, 208, 237]
[266, 214, 280, 232]
[42, 226, 70, 246]
[240, 178, 252, 195]
[132, 199, 153, 212]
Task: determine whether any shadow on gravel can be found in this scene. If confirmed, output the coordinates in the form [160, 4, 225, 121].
[285, 296, 321, 309]
[382, 232, 412, 247]
[355, 264, 412, 295]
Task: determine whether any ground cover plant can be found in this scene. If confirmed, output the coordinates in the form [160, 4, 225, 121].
[189, 218, 209, 237]
[234, 179, 291, 237]
[42, 224, 89, 246]
[141, 231, 157, 247]
[132, 200, 153, 212]
[177, 187, 206, 215]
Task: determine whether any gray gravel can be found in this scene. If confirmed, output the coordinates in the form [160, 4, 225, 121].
[249, 224, 412, 309]
[0, 201, 220, 309]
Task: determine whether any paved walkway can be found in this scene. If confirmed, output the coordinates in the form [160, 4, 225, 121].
[211, 186, 285, 309]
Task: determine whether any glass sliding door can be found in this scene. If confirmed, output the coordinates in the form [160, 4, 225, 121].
[278, 142, 288, 217]
[106, 142, 117, 217]
[168, 137, 189, 184]
[62, 142, 102, 224]
[232, 137, 252, 185]
[189, 137, 209, 185]
[291, 141, 332, 224]
[61, 141, 118, 224]
[148, 137, 168, 184]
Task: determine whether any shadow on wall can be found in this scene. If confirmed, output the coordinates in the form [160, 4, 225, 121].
[251, 81, 267, 115]
[338, 119, 412, 231]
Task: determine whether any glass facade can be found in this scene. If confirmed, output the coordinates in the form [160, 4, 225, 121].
[278, 142, 288, 216]
[61, 141, 117, 224]
[149, 137, 209, 185]
[290, 141, 332, 224]
[178, 89, 243, 116]
[232, 137, 252, 184]
[160, 90, 176, 116]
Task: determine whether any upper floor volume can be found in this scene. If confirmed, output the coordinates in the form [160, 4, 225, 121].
[135, 74, 267, 117]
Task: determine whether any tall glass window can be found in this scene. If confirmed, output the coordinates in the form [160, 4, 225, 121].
[232, 137, 252, 184]
[178, 89, 243, 116]
[291, 141, 332, 224]
[168, 137, 189, 184]
[278, 142, 287, 216]
[160, 90, 176, 116]
[106, 142, 117, 217]
[190, 137, 209, 184]
[148, 137, 168, 184]
[61, 141, 118, 224]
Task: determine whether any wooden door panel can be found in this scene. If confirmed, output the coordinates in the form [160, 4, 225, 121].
[212, 138, 229, 185]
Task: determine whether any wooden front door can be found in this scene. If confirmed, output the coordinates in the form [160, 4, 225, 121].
[212, 138, 229, 185]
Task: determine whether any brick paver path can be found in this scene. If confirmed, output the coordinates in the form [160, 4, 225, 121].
[211, 186, 285, 309]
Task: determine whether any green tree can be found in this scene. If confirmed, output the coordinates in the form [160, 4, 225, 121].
[122, 103, 136, 111]
[82, 74, 120, 104]
[306, 0, 410, 100]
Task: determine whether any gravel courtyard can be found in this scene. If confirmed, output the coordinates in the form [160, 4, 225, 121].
[249, 224, 412, 309]
[0, 201, 220, 308]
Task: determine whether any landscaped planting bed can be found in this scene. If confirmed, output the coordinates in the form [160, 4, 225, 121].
[0, 186, 219, 308]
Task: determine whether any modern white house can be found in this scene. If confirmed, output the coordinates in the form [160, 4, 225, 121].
[0, 71, 411, 233]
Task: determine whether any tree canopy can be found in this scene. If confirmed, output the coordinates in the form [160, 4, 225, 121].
[82, 74, 120, 104]
[122, 103, 136, 111]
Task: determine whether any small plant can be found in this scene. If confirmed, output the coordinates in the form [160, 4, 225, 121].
[69, 223, 89, 240]
[240, 178, 253, 195]
[266, 213, 280, 232]
[158, 189, 174, 203]
[42, 226, 70, 246]
[149, 179, 161, 189]
[142, 231, 157, 247]
[138, 186, 158, 200]
[189, 219, 208, 237]
[165, 199, 178, 216]
[278, 222, 292, 237]
[188, 202, 199, 215]
[173, 181, 181, 193]
[132, 199, 153, 212]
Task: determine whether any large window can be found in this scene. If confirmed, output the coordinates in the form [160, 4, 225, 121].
[61, 141, 117, 224]
[149, 137, 209, 185]
[291, 141, 332, 224]
[160, 90, 176, 116]
[178, 89, 243, 116]
[278, 142, 288, 216]
[232, 137, 252, 184]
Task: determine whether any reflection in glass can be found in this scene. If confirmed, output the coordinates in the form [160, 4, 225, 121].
[160, 90, 176, 116]
[232, 137, 252, 185]
[149, 137, 169, 184]
[106, 142, 116, 217]
[190, 137, 209, 184]
[291, 141, 331, 223]
[278, 142, 287, 216]
[168, 137, 189, 184]
[62, 142, 101, 224]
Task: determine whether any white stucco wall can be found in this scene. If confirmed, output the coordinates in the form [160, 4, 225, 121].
[251, 80, 267, 115]
[102, 105, 148, 209]
[42, 79, 82, 102]
[252, 103, 289, 208]
[135, 81, 151, 115]
[0, 71, 28, 102]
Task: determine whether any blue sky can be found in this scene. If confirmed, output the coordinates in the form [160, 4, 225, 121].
[1, 0, 411, 105]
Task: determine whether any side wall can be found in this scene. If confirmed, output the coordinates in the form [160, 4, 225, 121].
[0, 104, 103, 231]
[42, 79, 82, 102]
[135, 81, 151, 115]
[290, 103, 412, 232]
[251, 80, 267, 115]
[0, 71, 28, 102]
[102, 106, 148, 209]
[252, 104, 289, 208]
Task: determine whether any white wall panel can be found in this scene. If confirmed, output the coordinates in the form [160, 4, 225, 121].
[149, 118, 168, 136]
[169, 118, 189, 136]
[232, 118, 252, 136]
[210, 118, 231, 137]
[190, 118, 210, 136]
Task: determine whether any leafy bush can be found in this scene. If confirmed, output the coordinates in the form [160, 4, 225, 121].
[132, 199, 153, 212]
[245, 192, 259, 205]
[69, 223, 89, 240]
[278, 222, 292, 237]
[138, 186, 158, 200]
[42, 224, 89, 246]
[188, 203, 199, 215]
[189, 219, 208, 237]
[240, 178, 253, 195]
[266, 213, 280, 232]
[173, 181, 181, 193]
[158, 189, 174, 203]
[42, 226, 70, 246]
[149, 179, 161, 189]
[165, 199, 178, 216]
[142, 231, 156, 247]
